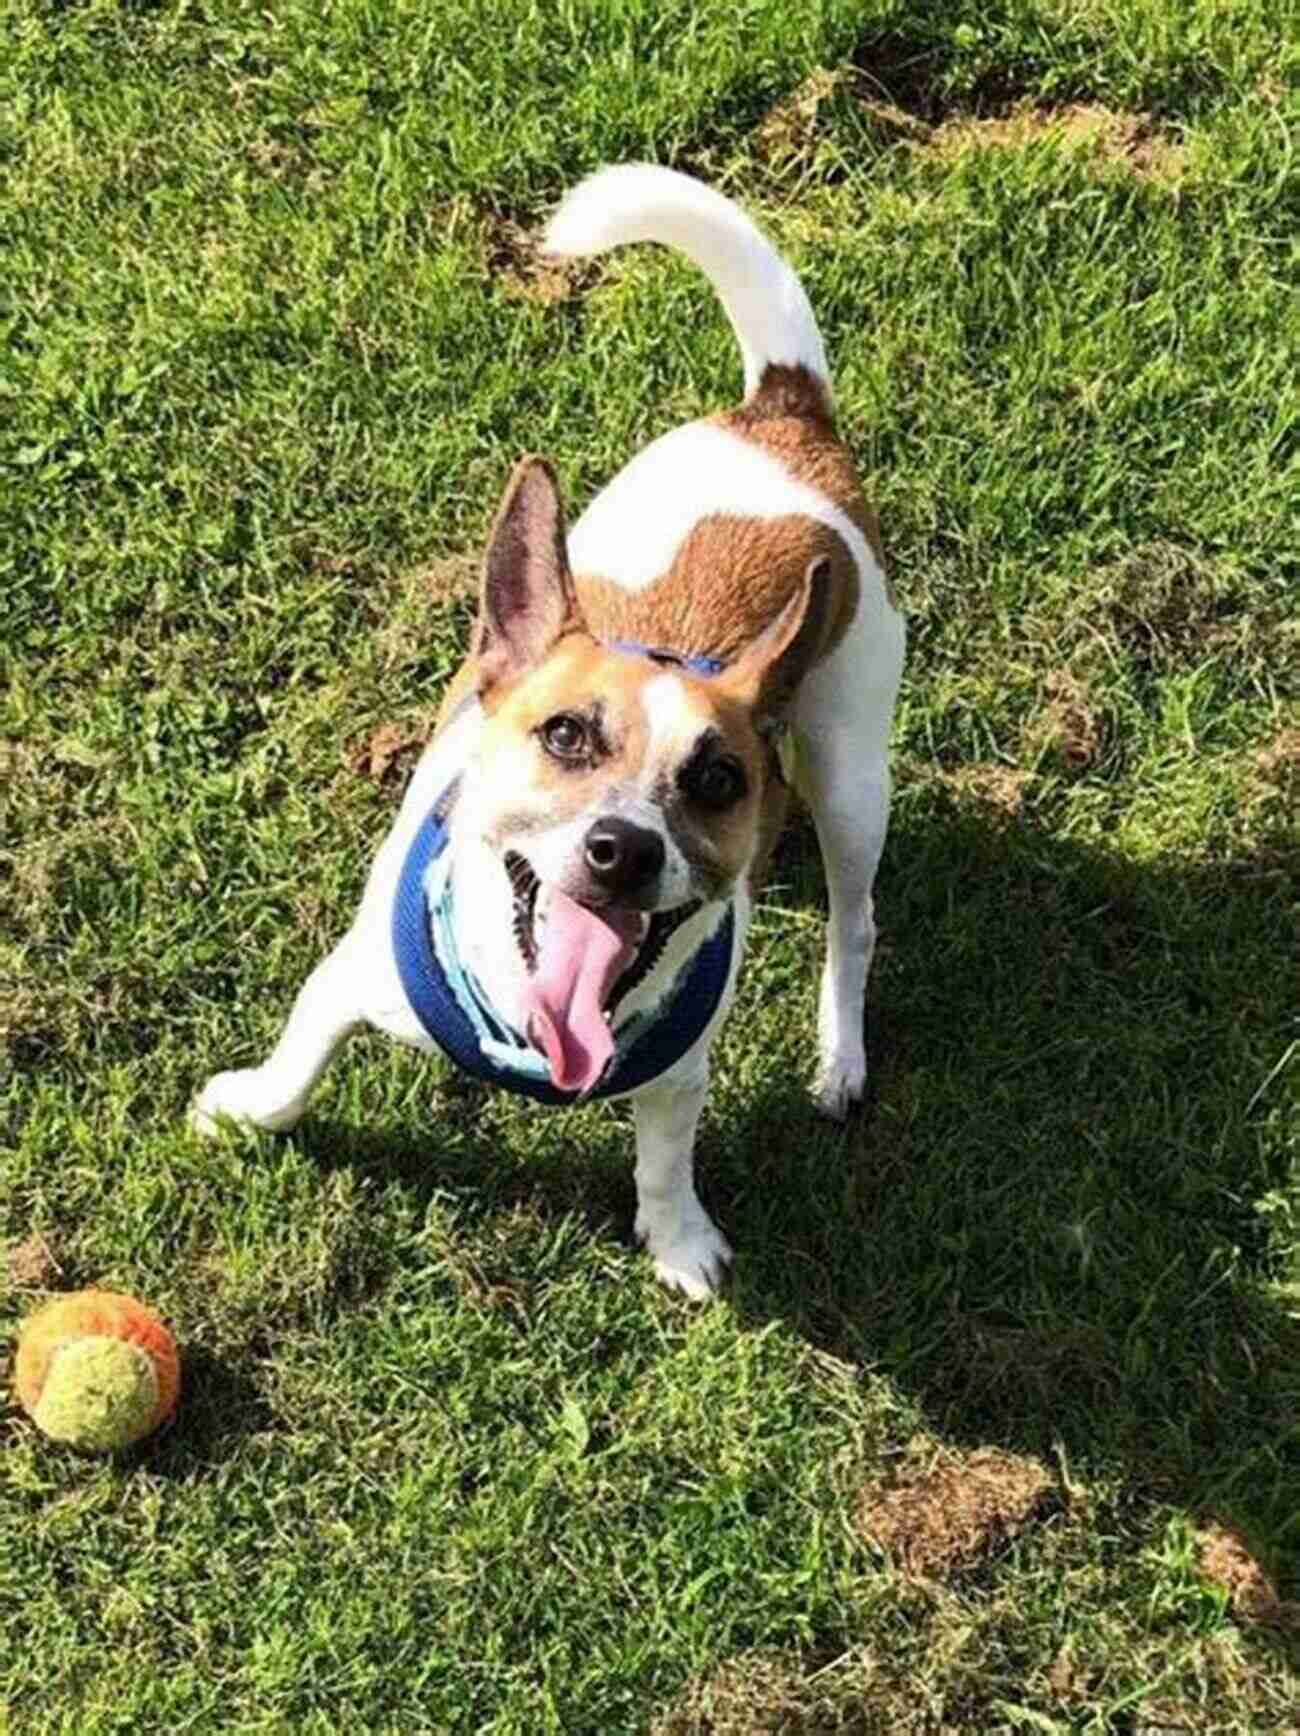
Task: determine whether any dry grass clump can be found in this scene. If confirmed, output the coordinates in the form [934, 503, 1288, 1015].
[1196, 1520, 1300, 1630]
[859, 1445, 1056, 1578]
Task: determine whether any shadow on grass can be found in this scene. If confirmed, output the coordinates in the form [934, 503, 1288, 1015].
[720, 796, 1298, 1573]
[152, 1344, 280, 1473]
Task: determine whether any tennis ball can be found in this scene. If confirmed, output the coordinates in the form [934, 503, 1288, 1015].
[14, 1290, 180, 1452]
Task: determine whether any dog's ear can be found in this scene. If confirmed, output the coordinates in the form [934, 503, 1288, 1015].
[476, 457, 584, 694]
[715, 555, 832, 725]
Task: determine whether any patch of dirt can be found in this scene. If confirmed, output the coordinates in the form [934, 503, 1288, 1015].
[946, 1315, 1122, 1410]
[752, 69, 859, 166]
[481, 213, 586, 306]
[1046, 1640, 1089, 1705]
[7, 1232, 61, 1287]
[653, 1648, 808, 1734]
[859, 1444, 1056, 1579]
[768, 44, 1185, 184]
[1196, 1520, 1300, 1630]
[4, 814, 137, 941]
[855, 30, 1026, 125]
[371, 554, 478, 674]
[1079, 541, 1272, 677]
[345, 720, 426, 786]
[940, 763, 1034, 818]
[417, 551, 479, 608]
[1253, 729, 1300, 792]
[1027, 670, 1102, 771]
[929, 103, 1185, 182]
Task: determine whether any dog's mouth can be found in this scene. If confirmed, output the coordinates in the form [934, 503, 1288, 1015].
[504, 850, 701, 1093]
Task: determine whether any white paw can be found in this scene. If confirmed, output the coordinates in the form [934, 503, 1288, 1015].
[813, 1053, 865, 1121]
[189, 1069, 304, 1137]
[636, 1207, 733, 1300]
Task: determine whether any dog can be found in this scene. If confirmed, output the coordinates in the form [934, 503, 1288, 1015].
[192, 165, 905, 1298]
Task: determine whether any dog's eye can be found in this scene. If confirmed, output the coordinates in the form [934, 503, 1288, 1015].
[541, 713, 589, 762]
[681, 754, 747, 811]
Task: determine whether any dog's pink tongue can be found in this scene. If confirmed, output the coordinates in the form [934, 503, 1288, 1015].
[523, 890, 639, 1094]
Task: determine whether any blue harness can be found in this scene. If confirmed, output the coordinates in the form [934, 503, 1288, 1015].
[390, 641, 735, 1106]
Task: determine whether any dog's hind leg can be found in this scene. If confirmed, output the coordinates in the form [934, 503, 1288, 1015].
[190, 938, 365, 1136]
[792, 608, 904, 1119]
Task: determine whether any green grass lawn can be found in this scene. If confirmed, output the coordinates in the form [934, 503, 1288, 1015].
[3, 0, 1298, 1728]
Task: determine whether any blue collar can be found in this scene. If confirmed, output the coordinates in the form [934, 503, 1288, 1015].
[607, 641, 726, 679]
[391, 784, 734, 1106]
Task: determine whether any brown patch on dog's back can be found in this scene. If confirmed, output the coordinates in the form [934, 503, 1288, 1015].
[727, 409, 887, 574]
[575, 513, 860, 671]
[724, 363, 892, 599]
[731, 361, 834, 428]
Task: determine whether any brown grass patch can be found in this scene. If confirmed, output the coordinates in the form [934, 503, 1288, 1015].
[859, 1444, 1055, 1578]
[345, 720, 426, 786]
[653, 1647, 811, 1734]
[371, 553, 477, 673]
[418, 551, 479, 608]
[764, 59, 1187, 183]
[751, 69, 858, 167]
[1027, 670, 1102, 771]
[6, 1233, 62, 1288]
[946, 1315, 1122, 1411]
[938, 102, 1183, 179]
[927, 103, 1186, 182]
[653, 1646, 915, 1736]
[1253, 728, 1300, 792]
[1075, 540, 1274, 676]
[483, 214, 584, 306]
[941, 763, 1034, 818]
[1196, 1520, 1300, 1630]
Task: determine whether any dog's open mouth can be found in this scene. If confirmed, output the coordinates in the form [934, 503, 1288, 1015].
[504, 850, 700, 1093]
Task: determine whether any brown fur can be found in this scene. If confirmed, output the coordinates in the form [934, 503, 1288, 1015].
[728, 363, 887, 568]
[573, 513, 856, 671]
[729, 360, 834, 426]
[729, 362, 893, 604]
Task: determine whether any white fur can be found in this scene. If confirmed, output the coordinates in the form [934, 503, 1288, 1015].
[640, 671, 705, 758]
[193, 165, 906, 1297]
[545, 163, 829, 401]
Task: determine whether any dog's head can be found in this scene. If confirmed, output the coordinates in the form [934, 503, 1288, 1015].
[450, 457, 829, 1093]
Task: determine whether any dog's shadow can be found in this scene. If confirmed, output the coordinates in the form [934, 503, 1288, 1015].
[718, 797, 1298, 1568]
[309, 790, 1297, 1568]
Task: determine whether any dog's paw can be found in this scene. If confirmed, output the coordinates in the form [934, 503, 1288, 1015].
[636, 1207, 733, 1301]
[189, 1069, 303, 1137]
[812, 1055, 865, 1121]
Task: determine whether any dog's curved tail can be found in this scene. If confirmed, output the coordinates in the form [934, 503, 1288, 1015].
[544, 164, 831, 409]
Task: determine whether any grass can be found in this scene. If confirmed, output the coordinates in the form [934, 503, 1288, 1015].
[2, 0, 1298, 1728]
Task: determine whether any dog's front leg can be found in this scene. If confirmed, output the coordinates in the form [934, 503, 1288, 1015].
[633, 1075, 732, 1299]
[191, 938, 364, 1136]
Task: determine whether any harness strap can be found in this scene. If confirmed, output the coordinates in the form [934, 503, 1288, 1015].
[607, 641, 726, 679]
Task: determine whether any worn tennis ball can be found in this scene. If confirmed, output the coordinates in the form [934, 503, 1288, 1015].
[14, 1290, 180, 1452]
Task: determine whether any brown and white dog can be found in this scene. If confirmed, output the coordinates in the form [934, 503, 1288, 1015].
[193, 166, 906, 1297]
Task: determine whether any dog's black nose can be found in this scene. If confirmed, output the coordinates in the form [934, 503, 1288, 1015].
[583, 817, 665, 898]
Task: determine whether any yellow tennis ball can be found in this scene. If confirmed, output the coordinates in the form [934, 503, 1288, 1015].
[14, 1290, 181, 1452]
